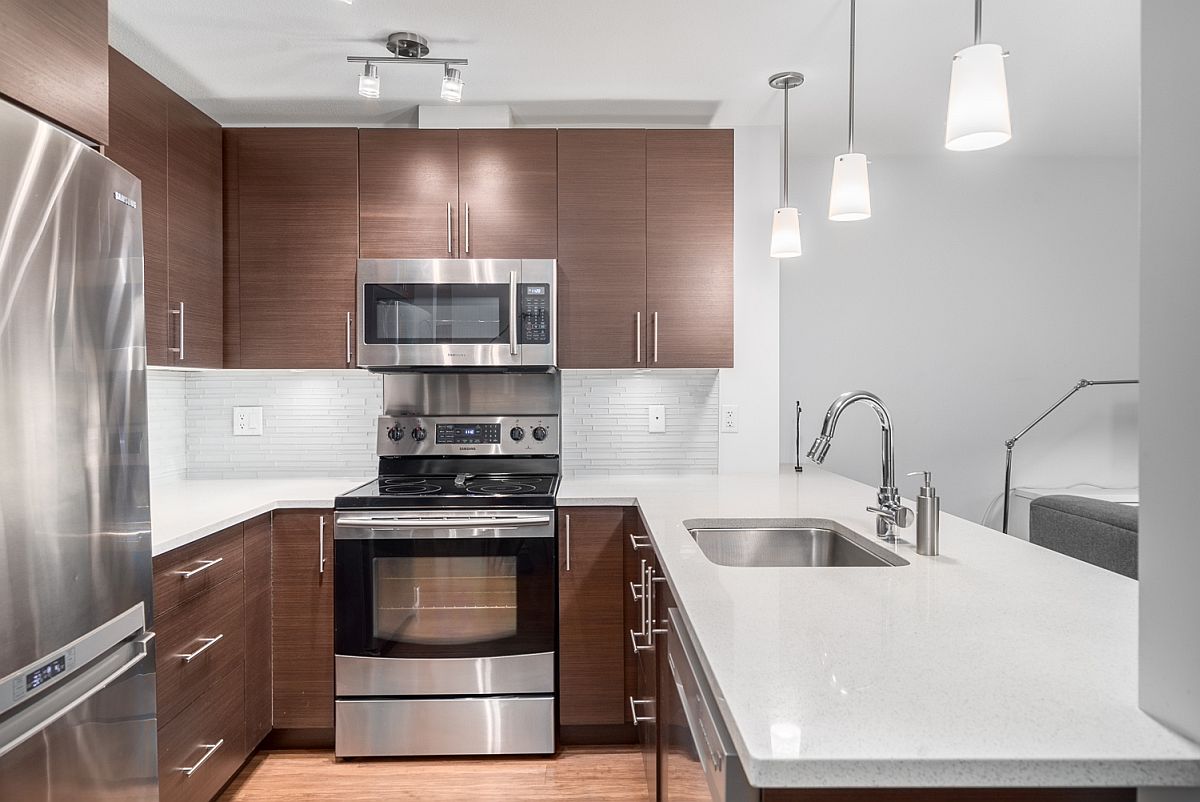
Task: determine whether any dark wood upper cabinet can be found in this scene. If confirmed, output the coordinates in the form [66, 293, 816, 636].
[230, 128, 358, 369]
[106, 50, 170, 365]
[558, 507, 630, 730]
[458, 129, 558, 259]
[0, 0, 108, 144]
[271, 509, 334, 729]
[359, 129, 460, 258]
[646, 129, 734, 368]
[557, 130, 647, 368]
[167, 94, 223, 368]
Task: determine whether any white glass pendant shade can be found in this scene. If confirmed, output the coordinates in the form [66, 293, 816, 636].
[828, 153, 871, 221]
[358, 64, 380, 99]
[945, 43, 1011, 151]
[770, 207, 803, 258]
[441, 68, 464, 103]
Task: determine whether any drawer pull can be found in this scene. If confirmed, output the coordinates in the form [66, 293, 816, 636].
[629, 533, 651, 550]
[629, 697, 655, 724]
[630, 628, 652, 653]
[180, 738, 224, 777]
[629, 580, 644, 602]
[179, 634, 224, 663]
[176, 557, 223, 579]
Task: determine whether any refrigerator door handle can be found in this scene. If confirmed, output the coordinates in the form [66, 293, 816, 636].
[0, 632, 154, 762]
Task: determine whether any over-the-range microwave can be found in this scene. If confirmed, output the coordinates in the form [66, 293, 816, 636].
[357, 259, 557, 370]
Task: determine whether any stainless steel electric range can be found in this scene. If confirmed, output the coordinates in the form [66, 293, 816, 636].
[333, 373, 560, 758]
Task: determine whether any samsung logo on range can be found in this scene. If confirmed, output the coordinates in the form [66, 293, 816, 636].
[113, 191, 137, 209]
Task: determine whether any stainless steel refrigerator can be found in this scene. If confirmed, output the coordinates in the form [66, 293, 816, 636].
[0, 98, 159, 798]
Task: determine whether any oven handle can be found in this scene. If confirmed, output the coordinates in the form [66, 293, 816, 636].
[336, 515, 552, 530]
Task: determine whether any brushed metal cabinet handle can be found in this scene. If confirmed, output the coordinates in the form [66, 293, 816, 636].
[169, 302, 185, 361]
[564, 514, 571, 571]
[636, 312, 642, 363]
[630, 628, 653, 653]
[346, 312, 353, 366]
[629, 697, 655, 724]
[179, 634, 224, 663]
[176, 557, 223, 579]
[464, 202, 470, 253]
[319, 516, 326, 575]
[653, 311, 659, 364]
[447, 201, 453, 254]
[181, 739, 224, 777]
[629, 533, 650, 550]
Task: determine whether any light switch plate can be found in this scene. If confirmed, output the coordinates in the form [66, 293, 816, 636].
[648, 405, 666, 433]
[233, 406, 263, 436]
[721, 404, 739, 433]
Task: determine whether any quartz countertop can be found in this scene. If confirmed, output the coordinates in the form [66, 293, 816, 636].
[148, 469, 1200, 789]
[559, 469, 1200, 789]
[150, 477, 371, 556]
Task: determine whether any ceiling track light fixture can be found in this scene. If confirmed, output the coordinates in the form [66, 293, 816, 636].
[347, 32, 468, 102]
[829, 0, 871, 222]
[768, 71, 805, 260]
[945, 0, 1011, 151]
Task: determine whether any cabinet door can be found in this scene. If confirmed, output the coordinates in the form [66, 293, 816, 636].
[558, 507, 628, 729]
[271, 509, 334, 729]
[458, 129, 557, 259]
[233, 128, 358, 368]
[359, 129, 459, 258]
[557, 130, 647, 368]
[166, 93, 223, 368]
[107, 49, 170, 366]
[646, 130, 734, 368]
[243, 514, 272, 751]
[0, 0, 108, 144]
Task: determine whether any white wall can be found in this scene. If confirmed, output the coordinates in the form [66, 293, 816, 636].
[778, 154, 1140, 523]
[1138, 0, 1200, 752]
[719, 126, 782, 473]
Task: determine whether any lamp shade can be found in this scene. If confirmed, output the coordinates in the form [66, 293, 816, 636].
[945, 43, 1011, 151]
[358, 64, 380, 99]
[770, 207, 803, 258]
[828, 153, 871, 221]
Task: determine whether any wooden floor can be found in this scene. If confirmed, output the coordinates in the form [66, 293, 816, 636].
[218, 746, 649, 801]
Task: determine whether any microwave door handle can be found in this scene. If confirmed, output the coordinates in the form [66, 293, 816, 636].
[509, 271, 519, 356]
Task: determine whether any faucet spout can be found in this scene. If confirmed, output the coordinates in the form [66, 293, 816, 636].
[807, 390, 910, 538]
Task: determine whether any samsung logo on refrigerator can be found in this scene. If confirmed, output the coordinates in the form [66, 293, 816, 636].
[112, 191, 137, 209]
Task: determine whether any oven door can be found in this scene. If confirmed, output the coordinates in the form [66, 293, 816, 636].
[357, 259, 556, 369]
[333, 509, 556, 696]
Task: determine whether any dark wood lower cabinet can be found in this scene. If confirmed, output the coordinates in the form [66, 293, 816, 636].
[243, 514, 272, 750]
[157, 662, 246, 802]
[271, 509, 335, 730]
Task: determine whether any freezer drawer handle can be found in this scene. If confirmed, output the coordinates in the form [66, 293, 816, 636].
[181, 738, 225, 777]
[175, 557, 223, 579]
[0, 632, 154, 762]
[179, 634, 224, 663]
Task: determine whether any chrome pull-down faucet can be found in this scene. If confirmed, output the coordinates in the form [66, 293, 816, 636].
[807, 390, 913, 539]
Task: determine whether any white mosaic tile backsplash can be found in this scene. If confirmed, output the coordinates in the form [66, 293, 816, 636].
[146, 368, 720, 480]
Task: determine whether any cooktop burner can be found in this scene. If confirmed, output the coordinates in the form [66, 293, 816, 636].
[337, 472, 560, 509]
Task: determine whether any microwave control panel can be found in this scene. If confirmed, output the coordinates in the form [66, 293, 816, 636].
[518, 284, 551, 344]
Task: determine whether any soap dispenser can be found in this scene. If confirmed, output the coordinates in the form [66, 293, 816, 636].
[907, 471, 940, 556]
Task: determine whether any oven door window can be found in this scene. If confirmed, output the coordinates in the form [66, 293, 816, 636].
[364, 283, 510, 345]
[335, 537, 554, 660]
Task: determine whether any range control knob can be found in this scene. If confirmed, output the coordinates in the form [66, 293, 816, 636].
[387, 426, 404, 442]
[532, 426, 549, 442]
[509, 426, 525, 442]
[411, 426, 427, 442]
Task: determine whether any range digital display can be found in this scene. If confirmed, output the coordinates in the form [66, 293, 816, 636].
[436, 423, 501, 445]
[27, 655, 66, 691]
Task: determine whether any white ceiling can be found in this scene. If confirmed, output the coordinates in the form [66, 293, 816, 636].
[109, 0, 1139, 155]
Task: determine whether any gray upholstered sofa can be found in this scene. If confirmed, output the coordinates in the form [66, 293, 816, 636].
[1029, 495, 1139, 579]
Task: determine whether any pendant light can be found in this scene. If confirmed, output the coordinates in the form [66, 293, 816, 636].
[945, 0, 1011, 151]
[769, 71, 805, 259]
[829, 0, 871, 221]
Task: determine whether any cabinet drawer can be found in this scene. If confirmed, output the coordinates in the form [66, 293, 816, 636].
[158, 661, 246, 802]
[156, 572, 246, 727]
[154, 524, 244, 614]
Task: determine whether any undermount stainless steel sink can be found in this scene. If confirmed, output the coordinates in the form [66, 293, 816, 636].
[684, 518, 909, 568]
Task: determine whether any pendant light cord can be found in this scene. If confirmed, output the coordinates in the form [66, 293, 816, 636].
[848, 0, 856, 154]
[782, 83, 790, 207]
[974, 0, 983, 45]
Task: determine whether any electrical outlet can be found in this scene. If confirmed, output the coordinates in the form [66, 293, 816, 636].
[721, 404, 739, 433]
[648, 405, 666, 433]
[233, 406, 263, 436]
